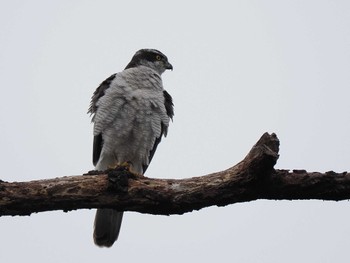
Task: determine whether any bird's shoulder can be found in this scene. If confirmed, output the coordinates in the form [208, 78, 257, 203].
[88, 73, 117, 116]
[89, 67, 164, 113]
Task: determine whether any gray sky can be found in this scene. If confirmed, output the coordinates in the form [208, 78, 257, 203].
[1, 1, 350, 262]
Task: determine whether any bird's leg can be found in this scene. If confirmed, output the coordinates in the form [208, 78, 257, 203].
[106, 162, 132, 193]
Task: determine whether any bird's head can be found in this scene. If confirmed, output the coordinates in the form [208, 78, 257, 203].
[125, 49, 173, 75]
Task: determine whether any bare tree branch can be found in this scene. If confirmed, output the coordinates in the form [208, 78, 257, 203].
[0, 132, 349, 217]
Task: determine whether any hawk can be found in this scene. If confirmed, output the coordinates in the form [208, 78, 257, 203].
[88, 49, 174, 247]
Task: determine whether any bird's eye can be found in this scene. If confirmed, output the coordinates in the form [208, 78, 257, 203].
[156, 55, 162, 61]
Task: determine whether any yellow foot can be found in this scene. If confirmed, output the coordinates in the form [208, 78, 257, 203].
[108, 161, 131, 170]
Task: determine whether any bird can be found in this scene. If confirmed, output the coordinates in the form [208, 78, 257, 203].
[88, 49, 174, 247]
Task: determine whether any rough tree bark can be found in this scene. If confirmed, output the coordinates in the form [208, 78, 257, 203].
[0, 132, 349, 217]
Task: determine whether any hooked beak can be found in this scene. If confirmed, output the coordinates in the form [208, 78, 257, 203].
[165, 61, 173, 70]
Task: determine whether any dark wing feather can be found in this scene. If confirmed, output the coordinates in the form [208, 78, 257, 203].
[88, 74, 117, 165]
[142, 90, 174, 173]
[163, 90, 174, 120]
[142, 123, 166, 173]
[93, 134, 103, 166]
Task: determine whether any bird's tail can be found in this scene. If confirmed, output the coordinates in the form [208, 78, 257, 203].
[93, 209, 124, 247]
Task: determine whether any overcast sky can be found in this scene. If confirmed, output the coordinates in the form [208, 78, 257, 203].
[1, 1, 350, 262]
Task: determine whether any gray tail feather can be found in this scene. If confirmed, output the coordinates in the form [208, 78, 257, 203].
[93, 209, 124, 247]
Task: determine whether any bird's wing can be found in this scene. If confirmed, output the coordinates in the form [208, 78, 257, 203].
[88, 73, 117, 166]
[142, 90, 174, 173]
